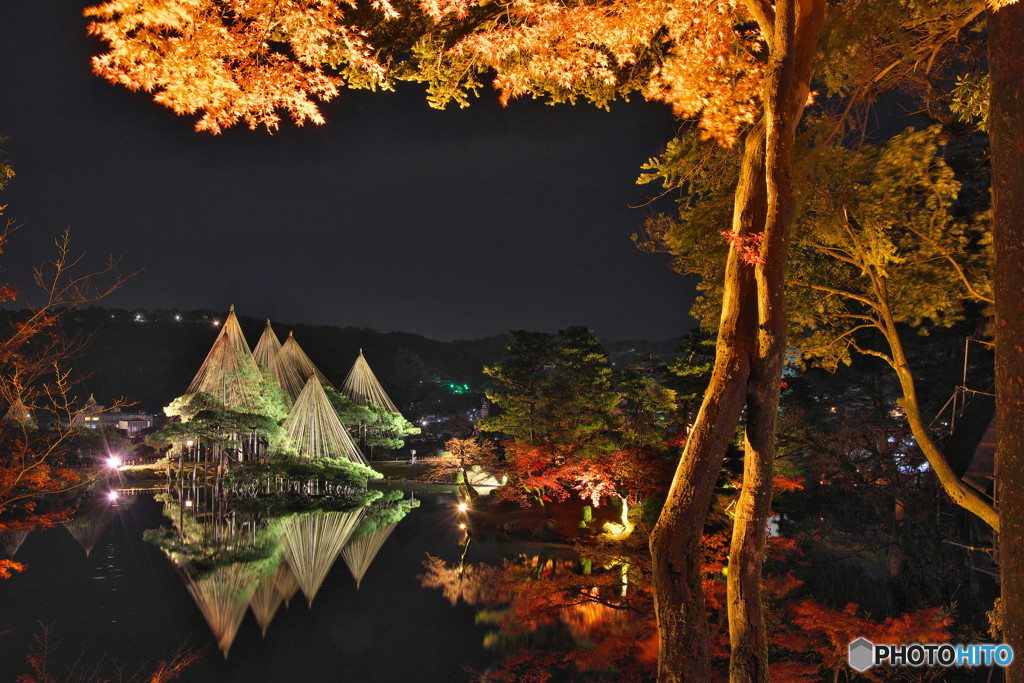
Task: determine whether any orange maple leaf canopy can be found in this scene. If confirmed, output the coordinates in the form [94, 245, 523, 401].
[84, 0, 764, 142]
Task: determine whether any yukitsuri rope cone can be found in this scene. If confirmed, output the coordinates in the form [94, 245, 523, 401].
[342, 349, 398, 412]
[253, 319, 282, 371]
[271, 332, 330, 407]
[278, 377, 367, 465]
[248, 562, 292, 636]
[341, 521, 399, 589]
[63, 497, 117, 557]
[0, 530, 28, 558]
[185, 563, 262, 657]
[277, 508, 365, 605]
[185, 306, 264, 413]
[273, 562, 301, 606]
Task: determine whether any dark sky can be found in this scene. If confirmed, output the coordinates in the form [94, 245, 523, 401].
[0, 2, 696, 341]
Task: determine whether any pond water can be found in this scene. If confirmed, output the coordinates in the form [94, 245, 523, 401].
[0, 489, 523, 682]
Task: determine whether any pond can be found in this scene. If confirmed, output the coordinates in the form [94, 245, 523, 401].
[0, 488, 533, 682]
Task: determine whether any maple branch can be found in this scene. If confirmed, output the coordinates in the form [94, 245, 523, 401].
[796, 240, 861, 267]
[791, 279, 884, 314]
[847, 338, 893, 365]
[899, 222, 994, 304]
[741, 0, 776, 49]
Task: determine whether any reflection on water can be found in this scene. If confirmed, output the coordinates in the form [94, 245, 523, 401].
[64, 496, 118, 557]
[419, 539, 657, 680]
[0, 487, 507, 681]
[0, 486, 656, 681]
[144, 485, 417, 656]
[1, 529, 29, 558]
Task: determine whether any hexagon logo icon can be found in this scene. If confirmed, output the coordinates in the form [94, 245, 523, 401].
[849, 637, 875, 672]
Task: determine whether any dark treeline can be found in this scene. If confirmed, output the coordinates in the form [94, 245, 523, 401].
[0, 306, 676, 417]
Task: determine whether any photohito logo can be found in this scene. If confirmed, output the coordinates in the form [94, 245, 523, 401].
[848, 638, 1014, 671]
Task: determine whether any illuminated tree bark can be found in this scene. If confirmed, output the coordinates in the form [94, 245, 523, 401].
[990, 1, 1024, 678]
[728, 2, 822, 681]
[652, 0, 824, 679]
[650, 121, 762, 682]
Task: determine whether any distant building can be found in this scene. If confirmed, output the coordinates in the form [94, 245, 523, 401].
[76, 395, 155, 437]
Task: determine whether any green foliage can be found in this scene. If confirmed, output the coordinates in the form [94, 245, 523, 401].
[636, 122, 991, 369]
[146, 492, 283, 578]
[351, 489, 420, 537]
[666, 328, 716, 427]
[482, 327, 620, 456]
[950, 73, 989, 131]
[325, 386, 376, 426]
[481, 330, 555, 445]
[158, 391, 283, 446]
[324, 386, 420, 450]
[615, 370, 677, 450]
[231, 488, 383, 515]
[143, 525, 280, 579]
[225, 457, 383, 492]
[160, 356, 287, 448]
[789, 125, 991, 369]
[545, 327, 620, 454]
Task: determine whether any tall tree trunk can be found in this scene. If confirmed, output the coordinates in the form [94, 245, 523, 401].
[990, 3, 1024, 680]
[651, 122, 764, 682]
[727, 1, 823, 680]
[880, 317, 999, 529]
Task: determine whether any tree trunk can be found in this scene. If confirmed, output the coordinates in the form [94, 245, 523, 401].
[990, 3, 1024, 680]
[727, 1, 823, 680]
[882, 319, 999, 529]
[651, 121, 764, 682]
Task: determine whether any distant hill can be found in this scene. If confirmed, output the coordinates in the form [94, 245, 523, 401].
[0, 307, 682, 417]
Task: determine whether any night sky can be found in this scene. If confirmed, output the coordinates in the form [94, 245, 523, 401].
[0, 2, 696, 342]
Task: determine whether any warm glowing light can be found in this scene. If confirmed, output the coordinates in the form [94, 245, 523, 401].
[603, 522, 627, 537]
[458, 523, 467, 530]
[186, 440, 194, 448]
[185, 499, 193, 508]
[107, 455, 122, 468]
[457, 502, 468, 512]
[213, 320, 220, 326]
[107, 491, 118, 502]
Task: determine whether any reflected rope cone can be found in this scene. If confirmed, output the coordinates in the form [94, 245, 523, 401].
[273, 562, 301, 606]
[185, 562, 263, 658]
[185, 306, 264, 412]
[342, 349, 397, 412]
[271, 332, 330, 407]
[341, 521, 399, 589]
[0, 530, 29, 558]
[278, 509, 364, 605]
[253, 319, 283, 371]
[277, 377, 366, 465]
[248, 562, 292, 636]
[63, 497, 118, 557]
